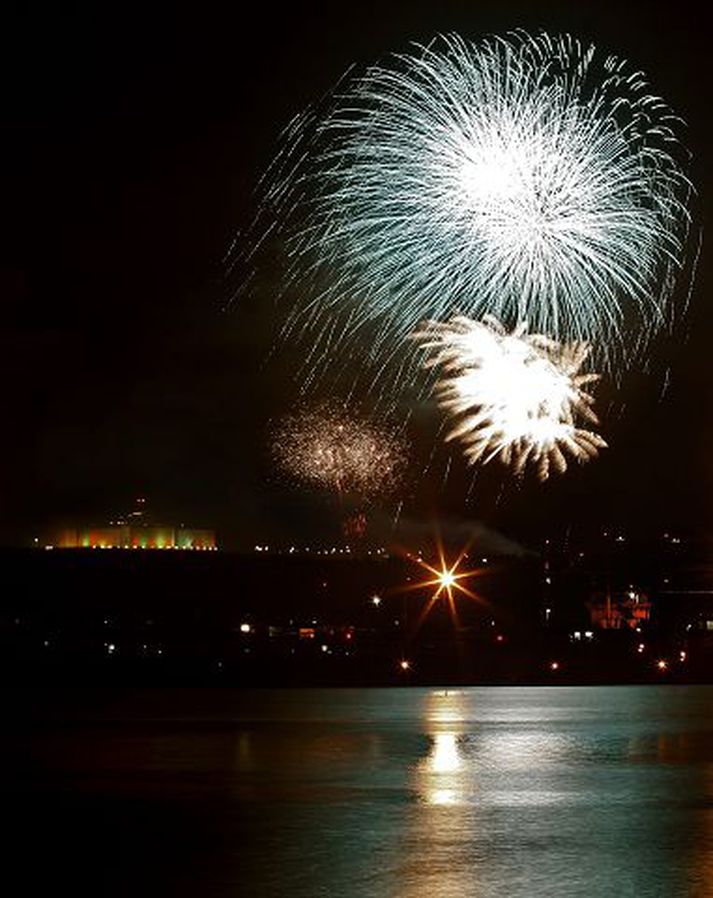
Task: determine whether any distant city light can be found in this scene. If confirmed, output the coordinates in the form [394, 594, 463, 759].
[399, 659, 411, 671]
[371, 595, 382, 607]
[657, 659, 667, 671]
[409, 546, 482, 631]
[550, 661, 560, 671]
[240, 623, 251, 634]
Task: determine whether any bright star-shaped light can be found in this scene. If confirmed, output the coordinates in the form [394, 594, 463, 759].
[401, 541, 486, 634]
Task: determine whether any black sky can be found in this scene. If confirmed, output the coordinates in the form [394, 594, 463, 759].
[0, 1, 710, 548]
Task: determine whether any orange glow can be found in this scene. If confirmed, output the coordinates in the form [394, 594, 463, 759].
[402, 539, 485, 634]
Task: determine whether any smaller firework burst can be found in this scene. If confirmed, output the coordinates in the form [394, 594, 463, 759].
[415, 315, 606, 481]
[271, 402, 407, 499]
[343, 512, 368, 540]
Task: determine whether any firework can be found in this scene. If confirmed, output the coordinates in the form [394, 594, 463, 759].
[247, 31, 691, 384]
[415, 316, 606, 480]
[271, 403, 407, 498]
[342, 512, 368, 540]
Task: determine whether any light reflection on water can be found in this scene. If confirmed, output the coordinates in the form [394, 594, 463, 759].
[417, 689, 577, 813]
[429, 732, 462, 773]
[424, 732, 464, 806]
[420, 691, 467, 806]
[5, 686, 713, 897]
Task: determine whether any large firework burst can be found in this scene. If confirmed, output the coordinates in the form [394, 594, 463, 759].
[245, 31, 691, 384]
[415, 316, 607, 480]
[271, 403, 407, 499]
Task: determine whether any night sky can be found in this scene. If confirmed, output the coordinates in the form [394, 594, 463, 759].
[1, 1, 710, 549]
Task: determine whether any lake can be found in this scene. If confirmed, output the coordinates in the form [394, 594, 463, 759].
[2, 686, 713, 896]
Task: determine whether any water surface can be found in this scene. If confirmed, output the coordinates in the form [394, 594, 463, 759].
[3, 686, 713, 897]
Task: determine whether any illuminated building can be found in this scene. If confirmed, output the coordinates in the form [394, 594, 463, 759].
[52, 525, 216, 550]
[47, 498, 217, 550]
[587, 589, 651, 629]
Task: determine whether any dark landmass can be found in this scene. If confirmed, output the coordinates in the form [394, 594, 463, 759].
[2, 532, 713, 686]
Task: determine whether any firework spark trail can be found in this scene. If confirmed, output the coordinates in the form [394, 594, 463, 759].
[415, 315, 607, 481]
[271, 402, 408, 499]
[244, 31, 692, 390]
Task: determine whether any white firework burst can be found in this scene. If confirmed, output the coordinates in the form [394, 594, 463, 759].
[246, 31, 691, 386]
[415, 316, 607, 481]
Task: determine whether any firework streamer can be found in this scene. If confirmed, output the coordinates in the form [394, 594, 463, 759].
[415, 315, 607, 480]
[238, 31, 692, 397]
